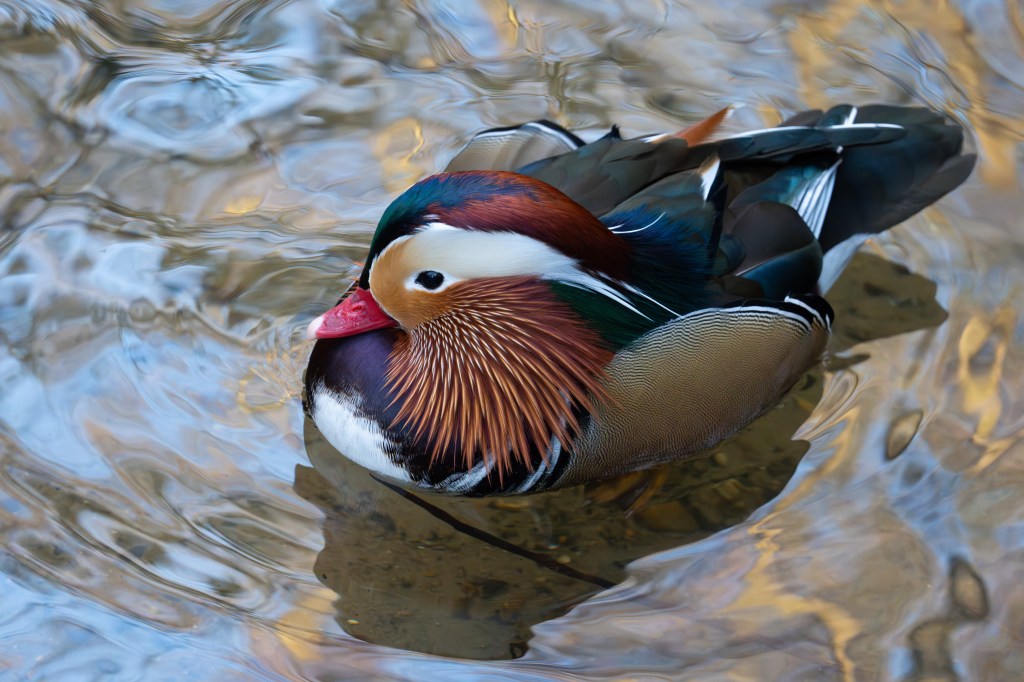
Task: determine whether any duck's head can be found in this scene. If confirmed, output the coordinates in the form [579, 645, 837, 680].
[307, 171, 636, 480]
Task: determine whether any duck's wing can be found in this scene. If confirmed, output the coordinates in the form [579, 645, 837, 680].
[518, 118, 906, 217]
[443, 120, 583, 172]
[561, 294, 832, 487]
[600, 158, 731, 307]
[610, 105, 972, 299]
[519, 131, 695, 217]
[445, 110, 914, 220]
[449, 106, 972, 305]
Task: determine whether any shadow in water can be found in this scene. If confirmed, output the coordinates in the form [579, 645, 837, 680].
[294, 252, 947, 660]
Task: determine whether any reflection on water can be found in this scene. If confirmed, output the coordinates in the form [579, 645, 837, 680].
[1, 0, 1022, 678]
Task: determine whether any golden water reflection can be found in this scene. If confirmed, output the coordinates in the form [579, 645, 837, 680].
[0, 0, 1022, 678]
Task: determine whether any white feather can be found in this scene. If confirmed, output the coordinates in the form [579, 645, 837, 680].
[726, 122, 902, 139]
[312, 386, 412, 483]
[389, 224, 649, 318]
[699, 157, 721, 200]
[609, 212, 664, 235]
[792, 161, 841, 238]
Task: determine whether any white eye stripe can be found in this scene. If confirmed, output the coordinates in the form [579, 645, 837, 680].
[403, 227, 579, 279]
[388, 225, 649, 317]
[552, 272, 650, 319]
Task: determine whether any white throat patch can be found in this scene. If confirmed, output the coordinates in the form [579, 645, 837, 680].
[311, 384, 411, 483]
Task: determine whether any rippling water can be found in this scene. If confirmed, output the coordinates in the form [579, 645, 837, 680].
[1, 0, 1022, 678]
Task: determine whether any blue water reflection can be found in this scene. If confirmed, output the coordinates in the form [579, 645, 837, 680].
[0, 0, 1021, 678]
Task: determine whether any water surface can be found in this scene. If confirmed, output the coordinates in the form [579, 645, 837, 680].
[1, 0, 1022, 679]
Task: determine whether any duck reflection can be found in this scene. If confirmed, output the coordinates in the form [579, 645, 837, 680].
[294, 252, 946, 660]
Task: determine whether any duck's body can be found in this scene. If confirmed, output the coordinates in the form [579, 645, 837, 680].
[305, 105, 973, 495]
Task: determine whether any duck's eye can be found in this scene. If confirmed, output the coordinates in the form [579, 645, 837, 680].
[414, 270, 445, 290]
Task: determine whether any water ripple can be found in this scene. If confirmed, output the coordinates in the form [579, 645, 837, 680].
[1, 0, 1022, 677]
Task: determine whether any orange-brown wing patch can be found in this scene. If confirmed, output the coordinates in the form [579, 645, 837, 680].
[673, 106, 733, 145]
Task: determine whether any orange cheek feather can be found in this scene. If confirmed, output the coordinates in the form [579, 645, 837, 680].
[366, 241, 452, 330]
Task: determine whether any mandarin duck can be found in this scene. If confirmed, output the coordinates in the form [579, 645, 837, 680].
[304, 105, 973, 495]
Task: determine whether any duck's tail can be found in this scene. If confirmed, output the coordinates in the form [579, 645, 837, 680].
[717, 104, 974, 294]
[791, 105, 975, 253]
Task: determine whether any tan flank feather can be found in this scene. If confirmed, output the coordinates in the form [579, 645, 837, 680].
[384, 277, 612, 481]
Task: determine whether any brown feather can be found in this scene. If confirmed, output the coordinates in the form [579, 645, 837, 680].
[384, 277, 612, 481]
[674, 106, 732, 145]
